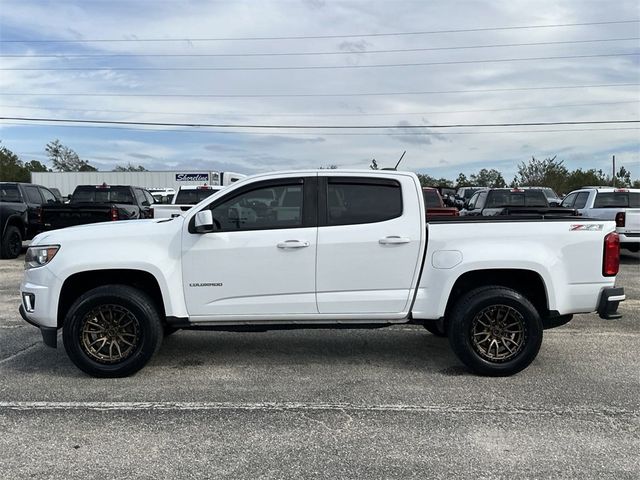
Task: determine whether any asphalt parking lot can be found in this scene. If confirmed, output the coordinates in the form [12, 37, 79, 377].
[0, 251, 638, 479]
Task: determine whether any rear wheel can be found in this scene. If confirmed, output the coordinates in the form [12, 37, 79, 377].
[448, 286, 543, 376]
[1, 226, 22, 259]
[63, 285, 162, 377]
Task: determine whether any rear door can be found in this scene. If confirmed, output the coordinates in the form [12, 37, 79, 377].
[316, 174, 424, 314]
[21, 185, 44, 238]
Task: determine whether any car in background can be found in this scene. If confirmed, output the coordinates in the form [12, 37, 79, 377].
[148, 188, 175, 204]
[517, 186, 562, 206]
[461, 188, 576, 217]
[152, 185, 223, 219]
[453, 186, 487, 209]
[422, 187, 459, 220]
[0, 182, 61, 258]
[562, 187, 639, 252]
[41, 184, 155, 231]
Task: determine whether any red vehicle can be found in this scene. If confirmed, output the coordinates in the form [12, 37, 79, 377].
[422, 187, 459, 220]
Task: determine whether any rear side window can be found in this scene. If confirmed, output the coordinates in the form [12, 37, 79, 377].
[327, 179, 402, 225]
[594, 192, 640, 208]
[134, 188, 147, 206]
[0, 185, 21, 202]
[23, 186, 43, 204]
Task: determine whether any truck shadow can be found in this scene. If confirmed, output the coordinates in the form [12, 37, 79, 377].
[3, 328, 467, 378]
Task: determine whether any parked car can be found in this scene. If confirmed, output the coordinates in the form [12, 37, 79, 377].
[20, 170, 624, 378]
[517, 186, 562, 206]
[561, 187, 639, 252]
[41, 184, 155, 231]
[461, 188, 576, 217]
[422, 187, 459, 220]
[453, 186, 487, 209]
[152, 185, 223, 219]
[148, 188, 175, 205]
[0, 182, 61, 258]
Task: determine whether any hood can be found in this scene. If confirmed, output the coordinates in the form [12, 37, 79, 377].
[31, 218, 181, 246]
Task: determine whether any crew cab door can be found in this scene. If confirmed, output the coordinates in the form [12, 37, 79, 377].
[182, 175, 318, 318]
[316, 174, 425, 314]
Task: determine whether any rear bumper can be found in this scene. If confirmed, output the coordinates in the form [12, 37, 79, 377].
[597, 287, 625, 320]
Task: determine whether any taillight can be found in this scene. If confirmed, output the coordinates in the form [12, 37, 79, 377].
[615, 212, 625, 228]
[36, 207, 42, 223]
[603, 232, 620, 277]
[110, 206, 119, 221]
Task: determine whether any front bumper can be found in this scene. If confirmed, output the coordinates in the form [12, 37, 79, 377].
[19, 304, 58, 348]
[597, 287, 625, 320]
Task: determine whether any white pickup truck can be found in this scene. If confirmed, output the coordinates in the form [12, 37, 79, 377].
[152, 185, 223, 219]
[19, 170, 625, 378]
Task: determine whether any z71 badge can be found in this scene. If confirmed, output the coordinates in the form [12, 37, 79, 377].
[570, 224, 604, 231]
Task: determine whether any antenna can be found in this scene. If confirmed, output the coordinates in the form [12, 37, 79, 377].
[394, 150, 406, 170]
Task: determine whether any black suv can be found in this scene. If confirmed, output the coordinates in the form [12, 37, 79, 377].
[1, 182, 61, 259]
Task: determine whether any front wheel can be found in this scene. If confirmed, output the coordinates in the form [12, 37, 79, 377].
[63, 285, 163, 377]
[448, 286, 543, 376]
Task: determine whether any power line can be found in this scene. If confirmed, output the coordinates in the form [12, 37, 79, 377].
[2, 100, 637, 118]
[2, 19, 638, 43]
[3, 83, 638, 98]
[1, 121, 637, 136]
[3, 52, 637, 71]
[2, 37, 638, 58]
[2, 116, 638, 129]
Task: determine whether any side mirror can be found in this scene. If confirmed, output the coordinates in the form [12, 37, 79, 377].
[549, 201, 560, 207]
[194, 210, 215, 233]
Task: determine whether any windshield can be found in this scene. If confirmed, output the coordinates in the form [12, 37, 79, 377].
[594, 192, 640, 208]
[71, 186, 134, 204]
[0, 184, 21, 202]
[175, 189, 217, 204]
[486, 190, 548, 208]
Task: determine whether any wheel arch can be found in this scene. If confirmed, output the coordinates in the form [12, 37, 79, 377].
[3, 214, 27, 238]
[57, 269, 166, 328]
[444, 269, 549, 323]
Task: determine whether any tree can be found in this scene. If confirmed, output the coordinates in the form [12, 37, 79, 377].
[614, 166, 632, 187]
[24, 160, 50, 173]
[469, 168, 506, 188]
[113, 163, 147, 172]
[46, 139, 97, 172]
[513, 156, 570, 194]
[0, 143, 30, 182]
[564, 168, 609, 192]
[455, 173, 471, 187]
[369, 159, 378, 170]
[416, 173, 453, 188]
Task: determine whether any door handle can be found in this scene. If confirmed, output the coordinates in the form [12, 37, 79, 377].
[277, 240, 310, 249]
[379, 236, 411, 245]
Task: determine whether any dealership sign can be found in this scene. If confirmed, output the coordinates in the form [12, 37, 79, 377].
[176, 173, 209, 182]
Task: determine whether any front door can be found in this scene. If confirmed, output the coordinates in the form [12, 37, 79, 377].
[182, 176, 318, 319]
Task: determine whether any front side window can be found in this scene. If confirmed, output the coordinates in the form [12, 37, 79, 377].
[210, 183, 303, 231]
[327, 180, 402, 225]
[39, 188, 57, 204]
[561, 193, 577, 208]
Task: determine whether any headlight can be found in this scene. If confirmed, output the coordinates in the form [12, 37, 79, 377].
[25, 245, 60, 270]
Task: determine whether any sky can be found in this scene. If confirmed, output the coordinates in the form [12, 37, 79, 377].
[0, 0, 639, 181]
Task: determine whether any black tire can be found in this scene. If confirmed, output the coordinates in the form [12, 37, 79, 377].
[1, 226, 22, 259]
[62, 285, 163, 378]
[448, 286, 543, 376]
[423, 320, 447, 337]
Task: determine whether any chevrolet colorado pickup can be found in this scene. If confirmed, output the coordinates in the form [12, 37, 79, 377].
[19, 170, 625, 378]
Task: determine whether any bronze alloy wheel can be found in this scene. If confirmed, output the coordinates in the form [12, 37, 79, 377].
[80, 304, 140, 364]
[471, 304, 526, 362]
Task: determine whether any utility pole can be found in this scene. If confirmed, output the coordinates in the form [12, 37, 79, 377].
[612, 155, 616, 187]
